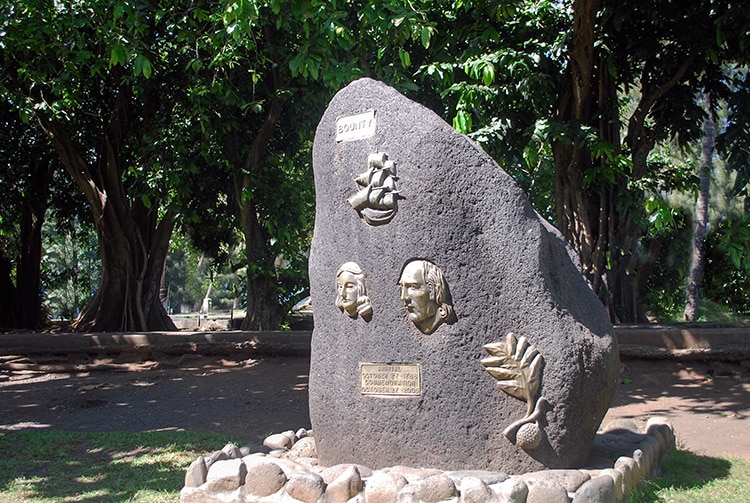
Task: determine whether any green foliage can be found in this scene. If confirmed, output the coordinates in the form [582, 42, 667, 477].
[164, 246, 205, 313]
[411, 0, 750, 322]
[41, 218, 100, 320]
[412, 1, 569, 218]
[517, 123, 556, 219]
[178, 0, 445, 327]
[211, 265, 246, 311]
[639, 135, 750, 321]
[718, 69, 750, 185]
[253, 144, 316, 312]
[1, 0, 230, 330]
[704, 215, 750, 316]
[0, 95, 86, 327]
[639, 228, 692, 322]
[2, 0, 750, 327]
[0, 104, 28, 281]
[165, 236, 246, 313]
[1, 99, 101, 326]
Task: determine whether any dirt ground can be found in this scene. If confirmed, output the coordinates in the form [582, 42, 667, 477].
[1, 355, 748, 460]
[0, 354, 311, 443]
[606, 358, 750, 459]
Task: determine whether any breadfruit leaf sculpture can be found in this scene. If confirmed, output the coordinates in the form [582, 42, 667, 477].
[481, 332, 543, 418]
[481, 332, 550, 449]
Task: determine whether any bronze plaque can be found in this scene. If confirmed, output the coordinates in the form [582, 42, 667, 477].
[360, 363, 422, 396]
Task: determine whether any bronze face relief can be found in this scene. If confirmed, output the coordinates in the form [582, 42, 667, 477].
[397, 259, 456, 334]
[335, 262, 373, 320]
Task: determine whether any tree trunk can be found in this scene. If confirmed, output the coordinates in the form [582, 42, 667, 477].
[0, 251, 17, 328]
[608, 197, 648, 323]
[228, 92, 287, 331]
[684, 93, 715, 321]
[35, 85, 177, 332]
[553, 0, 698, 323]
[553, 0, 624, 318]
[74, 203, 177, 332]
[241, 201, 284, 330]
[0, 156, 51, 330]
[15, 156, 52, 328]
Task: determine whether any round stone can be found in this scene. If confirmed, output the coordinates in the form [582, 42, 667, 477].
[285, 472, 326, 503]
[264, 433, 293, 450]
[244, 460, 287, 497]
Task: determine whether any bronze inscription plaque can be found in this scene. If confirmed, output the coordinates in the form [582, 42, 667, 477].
[360, 363, 422, 396]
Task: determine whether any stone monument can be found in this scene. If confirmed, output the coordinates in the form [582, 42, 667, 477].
[308, 78, 620, 474]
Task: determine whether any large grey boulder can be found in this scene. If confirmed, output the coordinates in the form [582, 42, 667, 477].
[308, 78, 619, 474]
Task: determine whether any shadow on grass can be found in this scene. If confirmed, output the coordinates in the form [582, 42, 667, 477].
[631, 449, 734, 503]
[0, 430, 238, 503]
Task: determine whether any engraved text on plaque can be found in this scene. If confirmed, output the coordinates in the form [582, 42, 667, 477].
[360, 363, 421, 396]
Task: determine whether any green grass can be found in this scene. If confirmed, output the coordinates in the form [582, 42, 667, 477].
[645, 297, 746, 324]
[1, 432, 749, 502]
[0, 430, 240, 503]
[631, 450, 750, 502]
[689, 301, 747, 324]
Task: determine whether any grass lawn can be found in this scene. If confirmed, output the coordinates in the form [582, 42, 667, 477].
[1, 431, 748, 502]
[0, 430, 240, 503]
[632, 450, 750, 503]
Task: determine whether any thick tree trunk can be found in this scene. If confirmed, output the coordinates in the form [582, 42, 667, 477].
[15, 157, 52, 328]
[553, 0, 625, 319]
[0, 157, 51, 329]
[74, 204, 177, 332]
[553, 0, 697, 323]
[607, 197, 648, 323]
[684, 93, 715, 321]
[0, 251, 17, 328]
[228, 92, 286, 331]
[36, 85, 177, 332]
[241, 201, 284, 330]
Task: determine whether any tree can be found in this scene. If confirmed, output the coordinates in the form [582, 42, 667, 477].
[3, 0, 434, 331]
[684, 94, 715, 321]
[0, 0, 213, 330]
[0, 99, 57, 328]
[184, 0, 433, 329]
[417, 0, 750, 322]
[416, 1, 565, 220]
[548, 0, 720, 322]
[181, 17, 321, 328]
[5, 0, 748, 329]
[704, 215, 750, 316]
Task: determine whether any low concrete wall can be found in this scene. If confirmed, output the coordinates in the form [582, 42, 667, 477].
[616, 324, 750, 360]
[0, 330, 311, 357]
[1, 324, 749, 360]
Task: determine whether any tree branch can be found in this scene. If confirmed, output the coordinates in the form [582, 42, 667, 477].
[35, 112, 106, 222]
